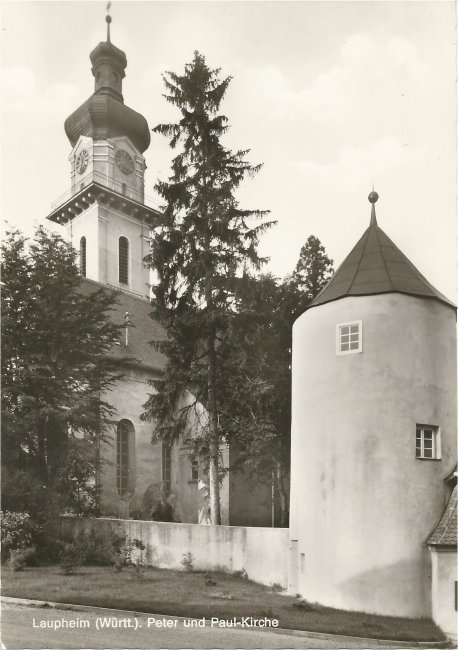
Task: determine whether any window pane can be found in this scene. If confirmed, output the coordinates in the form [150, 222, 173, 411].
[349, 341, 359, 349]
[341, 335, 349, 343]
[340, 326, 350, 336]
[341, 343, 349, 351]
[162, 445, 172, 492]
[117, 419, 134, 497]
[350, 325, 359, 334]
[423, 448, 433, 458]
[80, 237, 86, 277]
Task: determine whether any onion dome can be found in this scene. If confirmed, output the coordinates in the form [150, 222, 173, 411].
[310, 191, 455, 309]
[64, 14, 150, 153]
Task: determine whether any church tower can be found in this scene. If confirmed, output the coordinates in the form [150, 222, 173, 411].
[47, 13, 158, 298]
[289, 192, 457, 619]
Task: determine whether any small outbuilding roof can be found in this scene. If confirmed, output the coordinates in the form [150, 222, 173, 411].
[310, 193, 455, 310]
[427, 485, 457, 548]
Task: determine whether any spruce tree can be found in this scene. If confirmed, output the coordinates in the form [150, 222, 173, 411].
[143, 52, 273, 524]
[293, 235, 333, 303]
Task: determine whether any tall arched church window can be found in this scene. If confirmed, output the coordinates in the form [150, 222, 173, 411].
[116, 419, 135, 498]
[119, 236, 129, 285]
[80, 236, 86, 277]
[162, 444, 172, 494]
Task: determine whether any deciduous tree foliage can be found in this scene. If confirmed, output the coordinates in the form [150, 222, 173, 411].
[228, 237, 333, 526]
[1, 226, 122, 517]
[142, 52, 274, 524]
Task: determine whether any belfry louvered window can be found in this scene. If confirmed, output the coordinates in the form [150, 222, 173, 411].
[119, 236, 129, 285]
[80, 236, 86, 277]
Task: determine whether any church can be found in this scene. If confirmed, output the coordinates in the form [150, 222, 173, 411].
[46, 15, 275, 527]
[43, 10, 456, 641]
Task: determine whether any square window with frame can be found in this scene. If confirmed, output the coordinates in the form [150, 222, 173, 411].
[416, 425, 441, 460]
[336, 320, 362, 355]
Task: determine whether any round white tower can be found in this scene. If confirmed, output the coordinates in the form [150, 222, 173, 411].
[289, 192, 457, 618]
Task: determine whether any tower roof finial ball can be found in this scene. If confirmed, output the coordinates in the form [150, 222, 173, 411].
[368, 190, 379, 204]
[106, 15, 112, 24]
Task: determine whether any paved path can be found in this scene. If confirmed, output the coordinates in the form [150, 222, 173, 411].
[0, 603, 406, 649]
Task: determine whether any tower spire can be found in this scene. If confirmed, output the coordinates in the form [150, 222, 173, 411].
[106, 2, 112, 43]
[368, 188, 379, 226]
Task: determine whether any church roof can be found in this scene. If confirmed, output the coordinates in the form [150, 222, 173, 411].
[427, 484, 457, 548]
[64, 15, 150, 153]
[310, 193, 455, 310]
[79, 278, 167, 372]
[65, 95, 150, 154]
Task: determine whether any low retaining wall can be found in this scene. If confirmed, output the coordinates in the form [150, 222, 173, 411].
[58, 517, 289, 588]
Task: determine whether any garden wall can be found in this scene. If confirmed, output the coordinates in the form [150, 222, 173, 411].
[58, 517, 289, 587]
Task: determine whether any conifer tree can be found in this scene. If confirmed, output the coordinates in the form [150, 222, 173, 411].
[293, 235, 333, 303]
[1, 226, 122, 515]
[143, 52, 273, 524]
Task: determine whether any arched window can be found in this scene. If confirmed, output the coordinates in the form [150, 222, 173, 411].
[162, 444, 172, 494]
[119, 236, 129, 285]
[80, 236, 86, 277]
[116, 419, 135, 498]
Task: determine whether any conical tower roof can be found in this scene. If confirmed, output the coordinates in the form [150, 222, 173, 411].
[310, 191, 455, 310]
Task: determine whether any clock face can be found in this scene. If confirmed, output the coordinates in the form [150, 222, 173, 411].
[115, 150, 135, 175]
[76, 149, 89, 175]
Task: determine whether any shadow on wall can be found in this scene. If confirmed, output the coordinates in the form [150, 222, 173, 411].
[337, 554, 431, 618]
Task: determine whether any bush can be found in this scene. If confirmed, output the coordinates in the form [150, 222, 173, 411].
[59, 542, 84, 575]
[9, 546, 36, 571]
[113, 537, 146, 573]
[1, 511, 41, 561]
[72, 527, 127, 566]
[181, 552, 194, 572]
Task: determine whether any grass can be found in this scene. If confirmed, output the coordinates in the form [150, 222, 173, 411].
[1, 565, 445, 643]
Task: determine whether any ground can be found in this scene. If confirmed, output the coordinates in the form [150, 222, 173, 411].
[1, 602, 417, 650]
[1, 566, 445, 643]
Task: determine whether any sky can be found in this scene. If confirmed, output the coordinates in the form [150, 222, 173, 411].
[1, 1, 456, 301]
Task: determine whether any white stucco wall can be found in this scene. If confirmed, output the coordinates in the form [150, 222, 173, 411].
[99, 371, 231, 524]
[99, 368, 162, 518]
[67, 204, 100, 281]
[289, 293, 457, 617]
[430, 548, 457, 642]
[59, 516, 289, 588]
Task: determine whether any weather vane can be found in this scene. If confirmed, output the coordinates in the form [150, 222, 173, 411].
[106, 2, 112, 42]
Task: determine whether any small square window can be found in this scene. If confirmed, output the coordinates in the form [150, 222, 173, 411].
[416, 425, 441, 460]
[336, 321, 362, 355]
